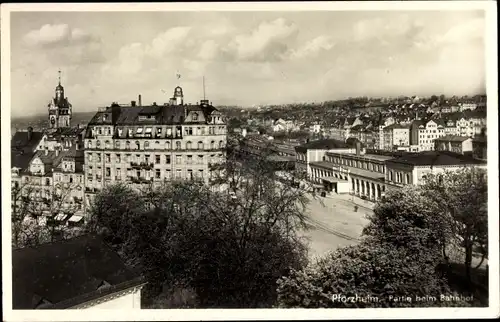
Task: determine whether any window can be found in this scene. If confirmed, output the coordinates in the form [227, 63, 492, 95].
[198, 141, 204, 150]
[187, 155, 193, 164]
[97, 154, 102, 162]
[106, 167, 111, 177]
[166, 128, 172, 137]
[199, 169, 204, 178]
[136, 128, 143, 134]
[166, 155, 171, 164]
[45, 178, 50, 186]
[211, 141, 215, 149]
[137, 170, 141, 178]
[187, 169, 193, 180]
[116, 154, 121, 163]
[406, 173, 411, 184]
[88, 141, 92, 149]
[145, 141, 150, 149]
[176, 141, 181, 150]
[176, 169, 182, 178]
[145, 155, 150, 164]
[105, 140, 110, 149]
[69, 176, 73, 183]
[176, 155, 182, 164]
[105, 154, 111, 163]
[155, 141, 160, 148]
[98, 128, 102, 135]
[126, 141, 130, 149]
[116, 168, 121, 177]
[96, 140, 101, 148]
[198, 155, 204, 164]
[135, 141, 140, 150]
[185, 127, 193, 135]
[219, 141, 224, 149]
[186, 141, 192, 149]
[200, 127, 206, 135]
[389, 171, 393, 181]
[193, 113, 198, 121]
[165, 169, 171, 179]
[155, 169, 161, 179]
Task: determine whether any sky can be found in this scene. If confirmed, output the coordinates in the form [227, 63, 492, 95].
[10, 10, 486, 117]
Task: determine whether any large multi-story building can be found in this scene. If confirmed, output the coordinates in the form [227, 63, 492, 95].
[298, 138, 487, 201]
[83, 86, 227, 204]
[384, 151, 487, 192]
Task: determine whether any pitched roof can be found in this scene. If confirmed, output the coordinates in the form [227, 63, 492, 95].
[12, 234, 145, 309]
[295, 138, 358, 153]
[386, 151, 486, 166]
[434, 135, 471, 142]
[11, 131, 44, 170]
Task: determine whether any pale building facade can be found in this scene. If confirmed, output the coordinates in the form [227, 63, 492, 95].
[434, 136, 473, 154]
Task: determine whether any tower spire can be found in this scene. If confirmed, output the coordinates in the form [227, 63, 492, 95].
[58, 70, 61, 85]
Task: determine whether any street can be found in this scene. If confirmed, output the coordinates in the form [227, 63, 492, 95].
[299, 193, 374, 260]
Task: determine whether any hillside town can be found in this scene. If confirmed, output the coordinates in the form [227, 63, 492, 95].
[6, 7, 492, 315]
[10, 73, 489, 309]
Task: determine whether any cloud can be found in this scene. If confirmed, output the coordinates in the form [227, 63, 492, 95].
[288, 35, 335, 59]
[23, 24, 98, 47]
[146, 26, 192, 58]
[198, 40, 219, 61]
[224, 18, 298, 62]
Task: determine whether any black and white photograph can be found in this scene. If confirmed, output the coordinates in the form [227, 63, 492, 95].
[1, 1, 498, 320]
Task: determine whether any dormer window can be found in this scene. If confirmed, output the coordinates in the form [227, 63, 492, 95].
[193, 113, 198, 121]
[136, 128, 143, 134]
[103, 114, 108, 121]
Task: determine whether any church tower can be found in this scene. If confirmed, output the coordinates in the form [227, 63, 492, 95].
[48, 71, 72, 129]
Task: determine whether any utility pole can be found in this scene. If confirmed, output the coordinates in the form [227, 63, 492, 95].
[203, 76, 206, 100]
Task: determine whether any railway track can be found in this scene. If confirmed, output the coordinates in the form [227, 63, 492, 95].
[304, 216, 361, 242]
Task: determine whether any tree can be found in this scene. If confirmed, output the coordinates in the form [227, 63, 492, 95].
[276, 185, 475, 308]
[88, 146, 314, 308]
[276, 243, 467, 308]
[419, 168, 488, 281]
[11, 180, 84, 249]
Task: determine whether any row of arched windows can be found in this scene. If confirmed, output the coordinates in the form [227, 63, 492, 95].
[88, 139, 225, 150]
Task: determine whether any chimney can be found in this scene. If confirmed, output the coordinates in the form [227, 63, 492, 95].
[27, 127, 33, 141]
[153, 102, 157, 106]
[131, 101, 136, 107]
[356, 141, 361, 156]
[138, 94, 142, 107]
[55, 148, 60, 156]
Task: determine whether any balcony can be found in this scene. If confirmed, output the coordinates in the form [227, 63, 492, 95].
[129, 176, 153, 184]
[130, 162, 154, 170]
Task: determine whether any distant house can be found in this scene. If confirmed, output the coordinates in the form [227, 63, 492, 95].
[461, 102, 478, 111]
[11, 127, 45, 188]
[434, 135, 473, 154]
[12, 234, 146, 310]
